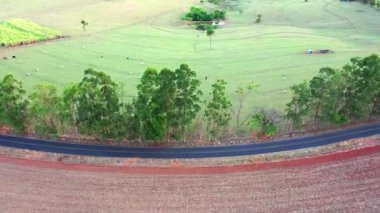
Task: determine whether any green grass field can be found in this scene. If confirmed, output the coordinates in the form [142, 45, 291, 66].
[1, 0, 380, 113]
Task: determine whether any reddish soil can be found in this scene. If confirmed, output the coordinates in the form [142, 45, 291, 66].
[0, 146, 379, 212]
[0, 126, 10, 135]
[0, 145, 379, 175]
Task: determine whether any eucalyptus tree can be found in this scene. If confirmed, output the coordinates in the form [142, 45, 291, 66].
[204, 79, 232, 139]
[340, 54, 380, 120]
[65, 69, 126, 139]
[285, 81, 311, 133]
[173, 64, 203, 139]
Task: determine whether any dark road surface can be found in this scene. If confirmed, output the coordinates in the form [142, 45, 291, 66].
[0, 123, 379, 159]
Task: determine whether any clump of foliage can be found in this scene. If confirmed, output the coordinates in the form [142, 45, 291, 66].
[206, 25, 215, 49]
[248, 108, 279, 138]
[204, 79, 232, 140]
[255, 14, 262, 23]
[196, 24, 208, 31]
[183, 7, 226, 22]
[208, 0, 222, 4]
[286, 54, 380, 131]
[131, 64, 203, 141]
[357, 0, 380, 11]
[285, 81, 311, 133]
[80, 19, 88, 32]
[63, 69, 128, 139]
[29, 84, 65, 136]
[0, 75, 28, 132]
[183, 7, 225, 32]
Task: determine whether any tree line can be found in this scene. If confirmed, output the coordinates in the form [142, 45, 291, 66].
[286, 54, 380, 133]
[0, 54, 379, 143]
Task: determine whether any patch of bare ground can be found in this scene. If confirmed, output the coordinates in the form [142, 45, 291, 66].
[0, 148, 379, 212]
[0, 135, 378, 167]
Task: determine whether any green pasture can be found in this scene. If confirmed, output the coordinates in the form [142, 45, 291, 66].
[1, 0, 380, 113]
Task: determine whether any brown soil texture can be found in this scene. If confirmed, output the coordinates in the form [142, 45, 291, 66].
[0, 152, 379, 212]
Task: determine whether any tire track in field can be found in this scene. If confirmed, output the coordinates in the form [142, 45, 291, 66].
[278, 0, 299, 26]
[149, 8, 186, 35]
[0, 0, 105, 20]
[86, 6, 191, 37]
[219, 31, 329, 41]
[322, 0, 358, 31]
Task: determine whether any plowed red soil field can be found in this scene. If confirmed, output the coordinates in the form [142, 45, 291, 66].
[1, 148, 380, 212]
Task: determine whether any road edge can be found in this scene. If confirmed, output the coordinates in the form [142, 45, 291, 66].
[0, 145, 379, 175]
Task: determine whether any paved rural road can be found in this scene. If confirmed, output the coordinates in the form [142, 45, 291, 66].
[0, 123, 379, 159]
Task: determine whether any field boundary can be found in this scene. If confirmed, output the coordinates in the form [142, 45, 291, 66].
[0, 145, 378, 175]
[1, 35, 67, 49]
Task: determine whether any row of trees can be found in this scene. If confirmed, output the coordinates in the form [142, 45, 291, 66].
[1, 54, 379, 143]
[286, 54, 380, 133]
[183, 7, 226, 22]
[0, 65, 237, 141]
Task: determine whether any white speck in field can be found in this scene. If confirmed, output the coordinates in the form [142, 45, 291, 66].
[283, 90, 287, 94]
[140, 62, 144, 65]
[282, 77, 287, 80]
[35, 68, 40, 72]
[60, 65, 65, 69]
[129, 72, 133, 74]
[26, 72, 31, 76]
[43, 51, 47, 54]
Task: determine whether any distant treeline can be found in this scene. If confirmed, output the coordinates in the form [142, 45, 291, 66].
[345, 0, 380, 10]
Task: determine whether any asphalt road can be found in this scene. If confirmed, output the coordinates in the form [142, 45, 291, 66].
[0, 123, 379, 159]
